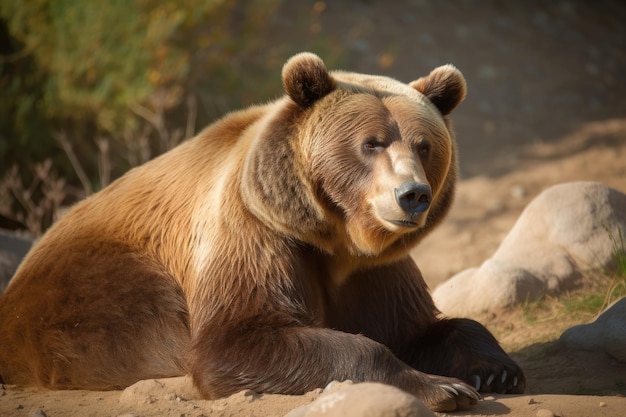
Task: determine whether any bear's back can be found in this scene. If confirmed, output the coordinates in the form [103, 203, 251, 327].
[7, 102, 273, 294]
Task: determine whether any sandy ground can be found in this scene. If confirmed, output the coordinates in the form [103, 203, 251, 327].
[1, 120, 624, 417]
[2, 1, 626, 416]
[1, 377, 625, 417]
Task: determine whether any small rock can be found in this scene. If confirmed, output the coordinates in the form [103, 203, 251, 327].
[560, 297, 626, 363]
[120, 379, 163, 405]
[28, 409, 47, 417]
[511, 184, 526, 199]
[324, 380, 353, 393]
[120, 377, 200, 406]
[536, 409, 555, 417]
[599, 401, 607, 407]
[285, 382, 435, 417]
[527, 398, 536, 404]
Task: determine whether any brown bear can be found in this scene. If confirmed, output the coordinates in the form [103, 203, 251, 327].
[0, 52, 524, 412]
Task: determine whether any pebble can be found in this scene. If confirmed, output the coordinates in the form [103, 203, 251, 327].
[599, 401, 607, 407]
[324, 380, 353, 393]
[536, 409, 555, 417]
[511, 184, 526, 199]
[28, 410, 48, 417]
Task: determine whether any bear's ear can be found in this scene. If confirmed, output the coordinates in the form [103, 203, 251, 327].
[410, 65, 467, 116]
[282, 52, 336, 108]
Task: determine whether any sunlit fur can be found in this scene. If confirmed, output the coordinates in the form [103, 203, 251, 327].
[0, 53, 524, 412]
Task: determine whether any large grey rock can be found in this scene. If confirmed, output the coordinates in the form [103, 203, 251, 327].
[285, 381, 435, 417]
[560, 297, 626, 363]
[433, 182, 626, 316]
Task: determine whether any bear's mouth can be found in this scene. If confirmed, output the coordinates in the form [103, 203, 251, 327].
[386, 219, 420, 228]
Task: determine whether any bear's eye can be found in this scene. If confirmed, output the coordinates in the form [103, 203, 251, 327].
[363, 138, 386, 153]
[417, 142, 431, 159]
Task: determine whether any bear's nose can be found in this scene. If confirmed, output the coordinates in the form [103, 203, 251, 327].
[394, 182, 432, 214]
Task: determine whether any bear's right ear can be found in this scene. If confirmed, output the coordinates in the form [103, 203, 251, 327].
[282, 52, 336, 108]
[410, 65, 467, 116]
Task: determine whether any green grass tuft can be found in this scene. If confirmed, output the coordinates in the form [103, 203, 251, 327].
[600, 225, 626, 311]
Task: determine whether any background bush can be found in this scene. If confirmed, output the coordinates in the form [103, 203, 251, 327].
[0, 0, 341, 234]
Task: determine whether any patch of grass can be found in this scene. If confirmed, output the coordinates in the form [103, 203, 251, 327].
[561, 293, 604, 319]
[488, 227, 626, 357]
[499, 290, 603, 352]
[521, 297, 545, 324]
[556, 225, 626, 321]
[600, 225, 626, 311]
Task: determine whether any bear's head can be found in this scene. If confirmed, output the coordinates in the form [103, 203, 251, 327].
[242, 52, 466, 261]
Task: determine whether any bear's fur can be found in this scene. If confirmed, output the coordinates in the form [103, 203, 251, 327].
[0, 53, 524, 411]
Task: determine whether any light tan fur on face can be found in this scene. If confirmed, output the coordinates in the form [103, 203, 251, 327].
[368, 141, 431, 231]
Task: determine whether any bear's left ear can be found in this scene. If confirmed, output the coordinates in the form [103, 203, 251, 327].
[410, 65, 467, 116]
[282, 52, 336, 108]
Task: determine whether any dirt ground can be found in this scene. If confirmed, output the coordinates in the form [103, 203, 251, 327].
[3, 120, 624, 417]
[1, 1, 626, 416]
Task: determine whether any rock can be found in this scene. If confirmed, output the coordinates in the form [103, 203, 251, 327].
[434, 182, 626, 316]
[535, 409, 555, 417]
[560, 297, 626, 363]
[28, 409, 47, 417]
[119, 380, 161, 405]
[119, 376, 200, 406]
[285, 382, 435, 417]
[323, 379, 354, 393]
[0, 230, 33, 293]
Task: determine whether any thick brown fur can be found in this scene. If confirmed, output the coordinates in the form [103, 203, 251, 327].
[0, 53, 524, 412]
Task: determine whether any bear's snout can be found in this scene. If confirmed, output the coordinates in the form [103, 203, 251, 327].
[394, 181, 432, 215]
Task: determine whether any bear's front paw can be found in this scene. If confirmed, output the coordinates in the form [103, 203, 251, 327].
[442, 318, 526, 394]
[409, 317, 526, 395]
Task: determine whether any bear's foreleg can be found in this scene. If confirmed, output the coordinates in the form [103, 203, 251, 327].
[190, 316, 480, 412]
[320, 258, 524, 395]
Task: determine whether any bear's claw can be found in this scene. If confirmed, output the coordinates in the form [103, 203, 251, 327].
[440, 381, 482, 401]
[486, 373, 495, 386]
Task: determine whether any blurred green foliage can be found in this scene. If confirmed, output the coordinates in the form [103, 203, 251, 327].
[0, 0, 287, 188]
[0, 0, 344, 233]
